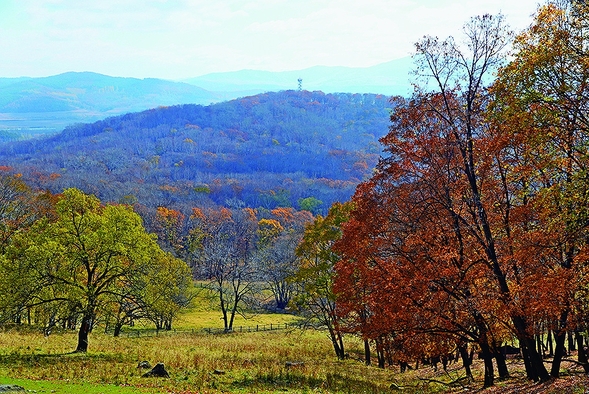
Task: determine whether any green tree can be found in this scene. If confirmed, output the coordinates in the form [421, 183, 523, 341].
[291, 202, 354, 359]
[139, 252, 193, 331]
[105, 250, 192, 336]
[298, 197, 323, 215]
[3, 188, 168, 352]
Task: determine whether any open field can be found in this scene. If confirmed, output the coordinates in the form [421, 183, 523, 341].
[1, 322, 589, 393]
[1, 296, 589, 394]
[0, 326, 398, 393]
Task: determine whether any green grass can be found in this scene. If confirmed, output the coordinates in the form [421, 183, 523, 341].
[0, 328, 400, 393]
[3, 293, 589, 393]
[0, 377, 149, 393]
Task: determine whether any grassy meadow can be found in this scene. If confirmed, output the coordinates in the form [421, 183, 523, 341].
[2, 289, 589, 394]
[0, 323, 402, 394]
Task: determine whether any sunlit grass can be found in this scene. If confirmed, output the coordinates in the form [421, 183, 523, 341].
[0, 327, 399, 393]
[4, 288, 589, 393]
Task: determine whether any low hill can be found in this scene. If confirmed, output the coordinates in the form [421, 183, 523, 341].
[0, 90, 392, 214]
[0, 72, 219, 113]
[0, 72, 222, 139]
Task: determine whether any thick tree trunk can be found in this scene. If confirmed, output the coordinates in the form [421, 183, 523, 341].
[513, 316, 550, 382]
[75, 315, 92, 352]
[551, 310, 569, 378]
[495, 349, 509, 380]
[479, 342, 495, 388]
[364, 339, 371, 366]
[113, 322, 123, 337]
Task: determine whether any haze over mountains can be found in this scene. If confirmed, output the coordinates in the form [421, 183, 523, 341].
[183, 57, 413, 97]
[0, 58, 411, 139]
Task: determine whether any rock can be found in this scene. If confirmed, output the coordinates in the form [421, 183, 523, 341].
[0, 385, 25, 392]
[141, 362, 170, 378]
[137, 360, 152, 369]
[285, 361, 305, 368]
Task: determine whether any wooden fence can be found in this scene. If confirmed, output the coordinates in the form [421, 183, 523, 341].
[121, 322, 316, 338]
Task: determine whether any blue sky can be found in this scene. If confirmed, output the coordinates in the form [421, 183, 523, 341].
[1, 0, 542, 80]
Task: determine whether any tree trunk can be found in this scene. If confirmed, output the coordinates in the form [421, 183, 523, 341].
[228, 296, 240, 332]
[551, 310, 569, 378]
[458, 343, 473, 381]
[547, 329, 554, 357]
[495, 349, 509, 380]
[537, 334, 543, 358]
[376, 338, 385, 368]
[514, 316, 550, 382]
[480, 342, 495, 388]
[75, 314, 91, 352]
[113, 322, 122, 337]
[575, 331, 589, 374]
[568, 331, 575, 352]
[220, 292, 229, 332]
[364, 339, 371, 366]
[328, 327, 345, 359]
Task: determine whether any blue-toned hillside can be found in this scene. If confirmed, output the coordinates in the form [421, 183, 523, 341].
[0, 90, 392, 213]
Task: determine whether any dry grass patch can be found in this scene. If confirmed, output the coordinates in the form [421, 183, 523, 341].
[2, 326, 588, 393]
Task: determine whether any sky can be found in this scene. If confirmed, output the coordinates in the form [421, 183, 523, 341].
[0, 0, 543, 80]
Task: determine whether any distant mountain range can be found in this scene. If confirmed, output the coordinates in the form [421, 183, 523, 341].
[183, 57, 413, 97]
[0, 58, 412, 139]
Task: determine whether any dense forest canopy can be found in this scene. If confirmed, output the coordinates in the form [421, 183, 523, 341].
[0, 90, 390, 214]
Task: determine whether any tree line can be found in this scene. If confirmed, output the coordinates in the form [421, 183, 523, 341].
[0, 173, 325, 350]
[308, 0, 589, 388]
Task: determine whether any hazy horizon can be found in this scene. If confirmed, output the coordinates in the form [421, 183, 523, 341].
[1, 0, 541, 80]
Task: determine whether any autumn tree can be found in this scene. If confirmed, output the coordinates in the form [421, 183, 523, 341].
[257, 208, 311, 309]
[104, 250, 192, 336]
[187, 207, 261, 332]
[490, 0, 589, 377]
[332, 12, 564, 386]
[153, 206, 186, 256]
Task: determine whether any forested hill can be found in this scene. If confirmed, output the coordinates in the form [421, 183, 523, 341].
[0, 90, 391, 213]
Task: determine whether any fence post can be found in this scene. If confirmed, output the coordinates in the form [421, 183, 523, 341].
[270, 324, 273, 330]
[256, 325, 258, 332]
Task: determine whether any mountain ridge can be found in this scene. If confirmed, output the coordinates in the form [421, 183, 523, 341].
[0, 59, 411, 139]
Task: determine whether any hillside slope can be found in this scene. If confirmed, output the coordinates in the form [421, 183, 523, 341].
[0, 72, 222, 138]
[0, 90, 391, 213]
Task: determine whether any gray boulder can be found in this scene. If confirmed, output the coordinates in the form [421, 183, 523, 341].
[0, 385, 25, 393]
